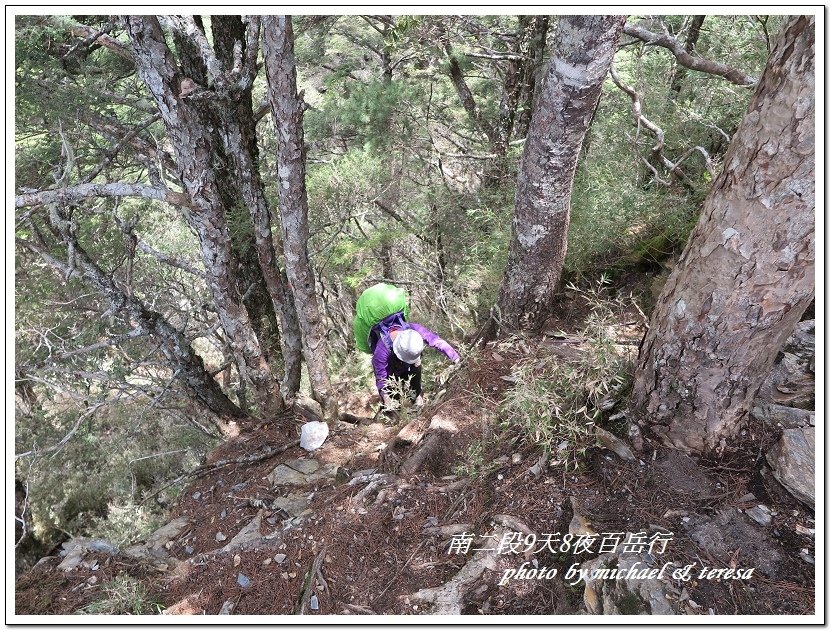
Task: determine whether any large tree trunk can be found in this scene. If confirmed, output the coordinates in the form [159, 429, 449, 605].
[262, 15, 338, 421]
[124, 15, 285, 415]
[494, 15, 625, 332]
[630, 16, 815, 454]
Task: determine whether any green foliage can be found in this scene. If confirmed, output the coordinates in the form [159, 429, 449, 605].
[307, 79, 417, 151]
[76, 575, 164, 615]
[86, 501, 166, 548]
[17, 401, 216, 551]
[499, 279, 634, 470]
[454, 437, 497, 479]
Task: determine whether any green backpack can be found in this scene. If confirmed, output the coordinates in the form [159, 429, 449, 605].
[353, 283, 410, 354]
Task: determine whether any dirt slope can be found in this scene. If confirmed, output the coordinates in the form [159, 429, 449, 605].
[15, 318, 816, 617]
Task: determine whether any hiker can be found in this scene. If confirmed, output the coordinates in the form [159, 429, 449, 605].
[371, 314, 460, 408]
[353, 283, 459, 409]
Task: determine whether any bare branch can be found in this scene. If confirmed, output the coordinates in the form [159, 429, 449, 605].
[622, 22, 757, 86]
[16, 182, 192, 210]
[135, 238, 205, 277]
[610, 65, 697, 188]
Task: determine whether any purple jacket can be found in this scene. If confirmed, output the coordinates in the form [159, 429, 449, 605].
[372, 322, 460, 394]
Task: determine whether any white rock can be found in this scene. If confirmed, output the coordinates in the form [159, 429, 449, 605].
[300, 421, 329, 451]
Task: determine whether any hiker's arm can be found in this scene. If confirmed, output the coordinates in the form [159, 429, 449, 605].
[372, 343, 392, 398]
[410, 323, 460, 363]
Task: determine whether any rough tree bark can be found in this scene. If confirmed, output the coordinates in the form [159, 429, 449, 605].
[210, 16, 304, 398]
[513, 16, 549, 140]
[493, 15, 626, 333]
[124, 15, 285, 414]
[630, 16, 815, 454]
[262, 15, 338, 421]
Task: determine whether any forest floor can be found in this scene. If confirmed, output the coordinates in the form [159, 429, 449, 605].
[15, 277, 816, 618]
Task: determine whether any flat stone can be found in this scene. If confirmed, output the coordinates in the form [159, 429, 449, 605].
[766, 427, 815, 508]
[429, 414, 458, 433]
[267, 464, 310, 486]
[684, 507, 785, 578]
[581, 552, 678, 615]
[272, 494, 311, 517]
[221, 512, 265, 551]
[284, 458, 321, 475]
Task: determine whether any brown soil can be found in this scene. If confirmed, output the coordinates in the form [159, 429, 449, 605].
[15, 282, 816, 618]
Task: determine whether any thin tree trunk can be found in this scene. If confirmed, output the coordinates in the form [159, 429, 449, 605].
[670, 15, 706, 97]
[124, 15, 285, 415]
[494, 15, 626, 333]
[263, 15, 338, 421]
[631, 16, 815, 454]
[514, 16, 549, 140]
[211, 16, 304, 398]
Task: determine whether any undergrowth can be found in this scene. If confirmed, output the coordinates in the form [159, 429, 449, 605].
[75, 575, 163, 615]
[499, 278, 636, 470]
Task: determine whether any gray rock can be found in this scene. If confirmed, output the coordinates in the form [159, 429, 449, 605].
[231, 483, 248, 492]
[300, 421, 329, 451]
[185, 546, 194, 555]
[83, 540, 116, 555]
[294, 397, 324, 423]
[192, 492, 202, 500]
[745, 505, 773, 527]
[758, 320, 814, 408]
[684, 507, 785, 578]
[595, 427, 637, 462]
[215, 532, 227, 542]
[581, 552, 679, 615]
[766, 427, 815, 508]
[752, 403, 814, 429]
[219, 599, 235, 615]
[267, 462, 339, 488]
[237, 573, 251, 588]
[284, 458, 321, 475]
[221, 512, 265, 552]
[271, 493, 312, 517]
[267, 464, 310, 486]
[274, 553, 287, 564]
[145, 517, 191, 550]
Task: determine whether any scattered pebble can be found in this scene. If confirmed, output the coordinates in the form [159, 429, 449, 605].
[309, 594, 319, 611]
[192, 492, 202, 500]
[281, 572, 289, 579]
[237, 573, 251, 588]
[746, 505, 773, 527]
[233, 554, 241, 567]
[215, 532, 227, 542]
[232, 483, 248, 492]
[185, 546, 194, 555]
[275, 553, 287, 564]
[220, 509, 228, 519]
[262, 558, 272, 566]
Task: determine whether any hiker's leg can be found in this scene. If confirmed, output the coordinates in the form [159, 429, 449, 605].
[408, 365, 423, 401]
